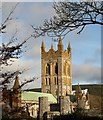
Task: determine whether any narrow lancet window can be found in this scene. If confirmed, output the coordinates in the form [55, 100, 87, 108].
[54, 77, 58, 85]
[45, 78, 48, 85]
[48, 78, 50, 85]
[46, 64, 50, 75]
[55, 63, 58, 74]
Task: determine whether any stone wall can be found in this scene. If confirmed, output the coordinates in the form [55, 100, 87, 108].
[59, 96, 71, 114]
[39, 97, 49, 119]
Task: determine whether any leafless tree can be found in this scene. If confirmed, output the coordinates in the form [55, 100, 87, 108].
[0, 3, 40, 119]
[0, 3, 35, 89]
[32, 1, 103, 39]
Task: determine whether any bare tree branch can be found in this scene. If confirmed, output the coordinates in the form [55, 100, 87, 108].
[0, 3, 19, 34]
[32, 1, 103, 38]
[20, 76, 40, 88]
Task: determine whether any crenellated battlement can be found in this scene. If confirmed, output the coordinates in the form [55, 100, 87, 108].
[41, 37, 71, 60]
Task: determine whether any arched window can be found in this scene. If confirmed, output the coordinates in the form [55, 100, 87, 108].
[48, 78, 50, 85]
[46, 64, 50, 75]
[45, 78, 48, 85]
[55, 63, 58, 74]
[45, 78, 50, 85]
[57, 77, 58, 85]
[54, 77, 58, 85]
[54, 77, 56, 85]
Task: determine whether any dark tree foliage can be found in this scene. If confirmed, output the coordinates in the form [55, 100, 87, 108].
[32, 1, 103, 39]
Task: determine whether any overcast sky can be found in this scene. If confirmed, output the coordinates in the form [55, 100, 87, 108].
[1, 2, 101, 89]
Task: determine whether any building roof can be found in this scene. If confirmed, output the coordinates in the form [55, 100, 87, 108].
[21, 91, 57, 103]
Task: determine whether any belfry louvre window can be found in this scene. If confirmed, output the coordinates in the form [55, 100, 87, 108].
[54, 77, 58, 85]
[48, 78, 50, 85]
[46, 78, 48, 85]
[55, 63, 58, 74]
[46, 64, 50, 75]
[45, 78, 50, 85]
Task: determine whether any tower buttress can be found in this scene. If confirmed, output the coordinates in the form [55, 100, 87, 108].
[58, 36, 63, 52]
[41, 40, 45, 60]
[41, 40, 45, 51]
[67, 42, 71, 52]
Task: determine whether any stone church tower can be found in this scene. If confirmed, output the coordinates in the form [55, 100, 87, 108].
[41, 37, 72, 98]
[12, 74, 21, 110]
